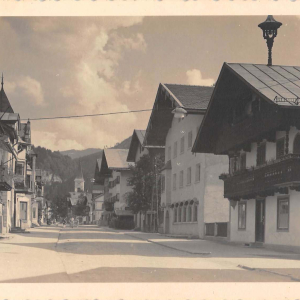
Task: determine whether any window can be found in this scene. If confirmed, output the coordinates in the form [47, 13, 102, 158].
[257, 143, 266, 166]
[238, 202, 247, 230]
[240, 153, 246, 170]
[276, 138, 285, 159]
[193, 205, 198, 222]
[183, 206, 186, 222]
[195, 163, 201, 182]
[173, 141, 177, 158]
[161, 174, 165, 193]
[187, 167, 191, 185]
[180, 136, 184, 154]
[187, 205, 192, 222]
[167, 146, 171, 161]
[179, 170, 183, 188]
[188, 131, 193, 148]
[33, 207, 36, 219]
[173, 174, 177, 190]
[15, 163, 24, 175]
[178, 206, 182, 222]
[277, 197, 289, 230]
[174, 208, 177, 222]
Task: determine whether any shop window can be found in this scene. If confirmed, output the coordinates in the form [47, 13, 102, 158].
[195, 164, 200, 182]
[257, 143, 266, 166]
[180, 136, 184, 154]
[188, 131, 193, 148]
[183, 206, 186, 222]
[179, 171, 183, 188]
[277, 197, 289, 230]
[193, 205, 198, 222]
[187, 205, 192, 222]
[178, 206, 182, 222]
[174, 208, 177, 222]
[238, 202, 246, 230]
[276, 138, 285, 159]
[187, 167, 191, 185]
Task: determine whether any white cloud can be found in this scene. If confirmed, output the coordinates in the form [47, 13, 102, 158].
[32, 130, 85, 151]
[7, 76, 45, 106]
[186, 69, 214, 86]
[18, 76, 45, 106]
[122, 79, 142, 96]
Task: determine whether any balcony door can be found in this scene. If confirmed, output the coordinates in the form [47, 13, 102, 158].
[255, 199, 265, 242]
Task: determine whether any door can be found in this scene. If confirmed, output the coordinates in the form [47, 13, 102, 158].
[255, 199, 265, 242]
[165, 210, 170, 234]
[20, 202, 27, 220]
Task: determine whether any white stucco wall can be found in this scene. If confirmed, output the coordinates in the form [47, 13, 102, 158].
[203, 154, 229, 224]
[163, 114, 229, 237]
[230, 199, 256, 243]
[265, 190, 300, 247]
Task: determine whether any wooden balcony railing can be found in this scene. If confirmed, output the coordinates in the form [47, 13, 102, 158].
[220, 154, 300, 200]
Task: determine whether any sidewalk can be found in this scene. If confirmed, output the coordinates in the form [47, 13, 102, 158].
[124, 230, 300, 259]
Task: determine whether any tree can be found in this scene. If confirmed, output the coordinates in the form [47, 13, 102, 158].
[50, 194, 69, 220]
[126, 154, 164, 215]
[73, 193, 88, 217]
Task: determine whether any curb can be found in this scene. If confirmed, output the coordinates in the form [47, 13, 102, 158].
[238, 264, 300, 282]
[125, 232, 211, 256]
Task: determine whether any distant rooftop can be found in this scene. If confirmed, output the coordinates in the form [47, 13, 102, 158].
[104, 149, 133, 170]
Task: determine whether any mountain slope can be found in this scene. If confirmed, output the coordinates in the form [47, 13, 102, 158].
[60, 148, 101, 159]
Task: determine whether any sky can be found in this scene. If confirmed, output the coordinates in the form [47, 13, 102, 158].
[0, 16, 299, 151]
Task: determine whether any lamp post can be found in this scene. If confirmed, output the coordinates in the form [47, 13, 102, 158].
[258, 15, 282, 66]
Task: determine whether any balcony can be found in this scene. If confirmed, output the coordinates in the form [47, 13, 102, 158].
[220, 154, 300, 200]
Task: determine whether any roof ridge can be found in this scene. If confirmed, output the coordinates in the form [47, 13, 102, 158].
[164, 83, 214, 88]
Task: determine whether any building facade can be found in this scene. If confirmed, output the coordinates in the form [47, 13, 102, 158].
[95, 149, 134, 228]
[193, 62, 300, 248]
[144, 83, 229, 238]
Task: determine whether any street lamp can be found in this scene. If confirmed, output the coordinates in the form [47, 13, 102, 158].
[258, 15, 282, 66]
[172, 107, 187, 119]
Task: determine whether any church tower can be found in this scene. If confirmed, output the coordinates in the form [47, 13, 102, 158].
[74, 161, 85, 193]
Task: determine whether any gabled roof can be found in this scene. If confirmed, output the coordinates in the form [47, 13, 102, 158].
[225, 63, 300, 106]
[127, 129, 146, 162]
[144, 83, 213, 147]
[192, 62, 300, 154]
[104, 149, 133, 170]
[164, 84, 213, 110]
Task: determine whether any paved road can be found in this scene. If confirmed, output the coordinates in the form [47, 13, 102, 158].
[0, 225, 300, 283]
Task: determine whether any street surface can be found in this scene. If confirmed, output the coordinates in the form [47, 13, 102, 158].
[0, 225, 300, 283]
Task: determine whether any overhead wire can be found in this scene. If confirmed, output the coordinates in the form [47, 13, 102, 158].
[21, 108, 154, 121]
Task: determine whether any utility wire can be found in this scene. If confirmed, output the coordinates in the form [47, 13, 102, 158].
[21, 108, 154, 121]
